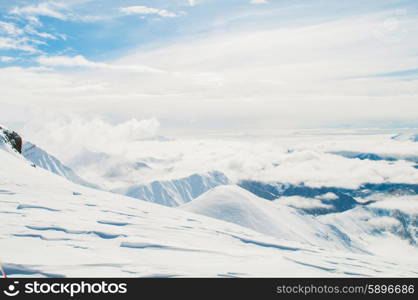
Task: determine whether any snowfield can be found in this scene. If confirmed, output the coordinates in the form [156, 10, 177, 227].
[1, 128, 418, 277]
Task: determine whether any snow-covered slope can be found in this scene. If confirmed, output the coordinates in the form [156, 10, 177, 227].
[181, 185, 359, 251]
[2, 132, 418, 277]
[181, 185, 418, 268]
[113, 171, 230, 207]
[22, 142, 97, 188]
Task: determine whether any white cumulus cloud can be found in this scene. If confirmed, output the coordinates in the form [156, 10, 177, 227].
[21, 117, 161, 162]
[10, 2, 68, 20]
[120, 6, 177, 18]
[367, 217, 401, 229]
[277, 196, 333, 210]
[0, 21, 24, 36]
[0, 56, 16, 62]
[250, 0, 270, 4]
[0, 37, 37, 53]
[36, 55, 166, 74]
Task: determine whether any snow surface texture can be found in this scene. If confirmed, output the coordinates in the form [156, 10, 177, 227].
[1, 131, 418, 277]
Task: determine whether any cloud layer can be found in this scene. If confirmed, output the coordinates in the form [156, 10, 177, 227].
[120, 6, 177, 18]
[21, 117, 160, 162]
[19, 117, 418, 190]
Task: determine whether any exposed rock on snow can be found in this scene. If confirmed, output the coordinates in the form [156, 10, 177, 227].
[0, 125, 22, 153]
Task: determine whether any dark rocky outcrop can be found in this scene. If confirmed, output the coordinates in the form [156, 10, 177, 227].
[0, 126, 22, 153]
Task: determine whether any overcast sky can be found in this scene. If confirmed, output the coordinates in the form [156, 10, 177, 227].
[0, 0, 417, 136]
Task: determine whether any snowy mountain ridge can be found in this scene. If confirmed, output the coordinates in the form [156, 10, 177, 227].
[113, 171, 230, 207]
[22, 142, 98, 189]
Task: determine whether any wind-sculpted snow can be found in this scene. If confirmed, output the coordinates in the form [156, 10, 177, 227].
[1, 134, 418, 277]
[113, 171, 230, 207]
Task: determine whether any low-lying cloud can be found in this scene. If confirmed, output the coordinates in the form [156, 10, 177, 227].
[21, 117, 160, 162]
[20, 124, 418, 190]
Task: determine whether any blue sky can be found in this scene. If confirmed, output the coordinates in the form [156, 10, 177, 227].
[1, 0, 417, 68]
[0, 0, 418, 134]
